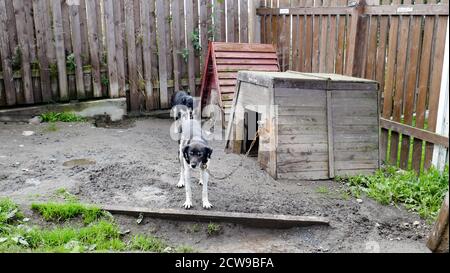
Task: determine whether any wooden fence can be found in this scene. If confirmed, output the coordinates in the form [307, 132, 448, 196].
[258, 0, 449, 172]
[0, 0, 259, 112]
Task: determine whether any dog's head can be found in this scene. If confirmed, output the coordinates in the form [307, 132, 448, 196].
[182, 142, 213, 169]
[184, 96, 193, 111]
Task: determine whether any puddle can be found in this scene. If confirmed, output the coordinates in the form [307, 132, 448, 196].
[63, 159, 96, 167]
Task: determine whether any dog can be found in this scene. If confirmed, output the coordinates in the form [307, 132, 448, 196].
[177, 117, 213, 209]
[171, 91, 193, 120]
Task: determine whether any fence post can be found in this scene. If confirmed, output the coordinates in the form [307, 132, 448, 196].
[249, 0, 261, 43]
[432, 18, 450, 172]
[345, 0, 367, 77]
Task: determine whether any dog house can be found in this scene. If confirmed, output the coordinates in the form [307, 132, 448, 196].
[226, 71, 380, 180]
[199, 42, 279, 125]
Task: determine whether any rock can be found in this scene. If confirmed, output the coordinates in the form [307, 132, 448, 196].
[402, 222, 410, 228]
[356, 198, 363, 203]
[19, 145, 24, 148]
[22, 131, 35, 136]
[413, 221, 420, 227]
[25, 178, 41, 186]
[28, 116, 42, 125]
[375, 223, 381, 228]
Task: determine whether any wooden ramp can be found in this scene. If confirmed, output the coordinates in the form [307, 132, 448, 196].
[199, 42, 280, 124]
[102, 205, 329, 229]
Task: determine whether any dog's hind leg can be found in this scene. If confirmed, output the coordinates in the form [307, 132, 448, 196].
[182, 161, 193, 209]
[200, 169, 212, 209]
[177, 149, 185, 188]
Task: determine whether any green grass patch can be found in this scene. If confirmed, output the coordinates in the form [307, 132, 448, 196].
[31, 202, 105, 225]
[336, 165, 449, 220]
[0, 199, 193, 253]
[128, 235, 167, 252]
[0, 199, 24, 225]
[316, 186, 330, 195]
[40, 112, 86, 123]
[175, 245, 197, 253]
[207, 223, 221, 236]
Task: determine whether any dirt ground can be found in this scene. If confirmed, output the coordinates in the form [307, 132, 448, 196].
[0, 117, 431, 253]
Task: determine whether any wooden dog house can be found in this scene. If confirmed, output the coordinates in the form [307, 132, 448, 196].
[199, 42, 279, 124]
[226, 71, 380, 180]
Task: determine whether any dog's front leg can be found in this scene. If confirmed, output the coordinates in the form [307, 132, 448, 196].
[177, 149, 185, 188]
[200, 168, 212, 209]
[182, 161, 193, 209]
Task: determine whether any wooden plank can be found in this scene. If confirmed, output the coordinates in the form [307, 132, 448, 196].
[85, 0, 102, 98]
[101, 205, 329, 228]
[61, 0, 72, 53]
[51, 0, 68, 101]
[171, 0, 183, 92]
[427, 192, 449, 253]
[278, 161, 329, 173]
[79, 0, 89, 64]
[141, 0, 154, 109]
[124, 0, 139, 112]
[256, 7, 352, 15]
[216, 58, 279, 65]
[103, 0, 119, 98]
[156, 0, 169, 108]
[319, 10, 328, 73]
[335, 13, 347, 74]
[214, 0, 226, 42]
[344, 0, 366, 76]
[277, 171, 329, 180]
[390, 15, 410, 166]
[240, 0, 249, 43]
[312, 15, 320, 72]
[4, 0, 17, 53]
[424, 16, 448, 170]
[32, 0, 52, 103]
[226, 0, 237, 42]
[114, 0, 126, 97]
[95, 1, 104, 59]
[214, 43, 277, 52]
[185, 0, 196, 95]
[69, 3, 86, 99]
[12, 0, 34, 104]
[399, 16, 421, 169]
[149, 0, 159, 108]
[327, 92, 335, 178]
[0, 0, 16, 105]
[380, 118, 449, 147]
[215, 51, 277, 59]
[200, 0, 209, 70]
[365, 15, 378, 80]
[364, 4, 449, 15]
[326, 14, 337, 73]
[23, 0, 36, 64]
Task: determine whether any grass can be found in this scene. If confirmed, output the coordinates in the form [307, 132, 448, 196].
[0, 198, 195, 253]
[31, 202, 106, 225]
[316, 186, 330, 194]
[187, 223, 201, 233]
[40, 112, 86, 123]
[336, 165, 449, 220]
[44, 122, 59, 132]
[207, 223, 221, 236]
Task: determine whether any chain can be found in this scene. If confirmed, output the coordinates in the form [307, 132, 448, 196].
[207, 129, 261, 180]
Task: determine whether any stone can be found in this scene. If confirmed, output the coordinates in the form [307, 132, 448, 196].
[28, 116, 42, 125]
[25, 178, 41, 186]
[22, 131, 35, 136]
[356, 199, 363, 203]
[413, 221, 420, 227]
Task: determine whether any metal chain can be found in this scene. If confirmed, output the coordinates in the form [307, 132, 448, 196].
[207, 129, 261, 180]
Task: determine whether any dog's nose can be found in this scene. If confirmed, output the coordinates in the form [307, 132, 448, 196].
[191, 163, 197, 169]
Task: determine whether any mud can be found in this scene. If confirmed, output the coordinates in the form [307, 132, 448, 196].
[0, 117, 431, 252]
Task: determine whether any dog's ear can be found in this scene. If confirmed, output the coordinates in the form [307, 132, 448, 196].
[203, 147, 212, 164]
[182, 145, 190, 164]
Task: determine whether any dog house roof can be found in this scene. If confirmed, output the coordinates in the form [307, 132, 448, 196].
[237, 70, 378, 91]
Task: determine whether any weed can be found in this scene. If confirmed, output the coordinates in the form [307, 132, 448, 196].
[128, 235, 167, 252]
[0, 199, 24, 225]
[101, 75, 109, 87]
[336, 165, 449, 220]
[54, 188, 78, 203]
[11, 46, 22, 71]
[316, 186, 330, 195]
[207, 223, 221, 236]
[44, 122, 58, 132]
[40, 112, 86, 122]
[189, 223, 201, 233]
[191, 28, 202, 55]
[66, 53, 76, 72]
[175, 245, 196, 253]
[31, 202, 105, 225]
[181, 48, 189, 63]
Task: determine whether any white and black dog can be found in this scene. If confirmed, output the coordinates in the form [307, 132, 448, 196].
[177, 117, 213, 209]
[171, 91, 193, 120]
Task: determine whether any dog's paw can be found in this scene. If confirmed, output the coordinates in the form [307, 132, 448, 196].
[183, 200, 193, 209]
[202, 200, 213, 209]
[177, 180, 185, 188]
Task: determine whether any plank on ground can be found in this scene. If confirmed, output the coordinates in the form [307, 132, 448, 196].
[101, 205, 329, 228]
